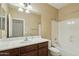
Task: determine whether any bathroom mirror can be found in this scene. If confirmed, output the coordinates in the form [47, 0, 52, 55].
[0, 4, 6, 39]
[6, 3, 41, 38]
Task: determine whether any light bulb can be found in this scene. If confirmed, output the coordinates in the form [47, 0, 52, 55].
[72, 21, 75, 24]
[25, 10, 30, 13]
[67, 22, 72, 24]
[67, 21, 75, 24]
[18, 8, 23, 12]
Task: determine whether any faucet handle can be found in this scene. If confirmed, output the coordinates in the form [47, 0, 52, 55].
[24, 37, 28, 41]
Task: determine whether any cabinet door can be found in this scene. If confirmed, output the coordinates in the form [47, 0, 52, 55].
[38, 42, 48, 56]
[0, 51, 10, 56]
[21, 50, 38, 56]
[20, 44, 38, 56]
[38, 47, 48, 56]
[0, 48, 19, 56]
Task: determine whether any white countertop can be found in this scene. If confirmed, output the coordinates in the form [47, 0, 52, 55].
[0, 37, 48, 51]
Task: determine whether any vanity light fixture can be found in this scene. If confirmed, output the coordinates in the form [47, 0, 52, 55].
[26, 3, 32, 10]
[18, 3, 32, 13]
[18, 7, 23, 12]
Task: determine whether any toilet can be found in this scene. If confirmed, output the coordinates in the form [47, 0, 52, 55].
[48, 40, 61, 56]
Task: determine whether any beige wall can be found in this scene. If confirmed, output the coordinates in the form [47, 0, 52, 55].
[32, 4, 58, 39]
[0, 4, 5, 16]
[59, 3, 79, 21]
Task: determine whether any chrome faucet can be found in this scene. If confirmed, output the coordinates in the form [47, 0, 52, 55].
[24, 37, 28, 41]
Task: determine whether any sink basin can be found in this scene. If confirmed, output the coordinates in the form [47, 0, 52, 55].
[0, 36, 42, 48]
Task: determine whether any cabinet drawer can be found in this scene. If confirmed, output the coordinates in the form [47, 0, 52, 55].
[38, 42, 48, 48]
[0, 48, 19, 56]
[20, 44, 38, 54]
[21, 50, 38, 56]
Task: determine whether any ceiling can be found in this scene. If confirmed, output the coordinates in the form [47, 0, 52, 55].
[49, 3, 70, 9]
[10, 3, 70, 10]
[9, 3, 70, 15]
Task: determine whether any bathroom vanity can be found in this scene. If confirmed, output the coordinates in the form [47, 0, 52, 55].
[0, 38, 48, 56]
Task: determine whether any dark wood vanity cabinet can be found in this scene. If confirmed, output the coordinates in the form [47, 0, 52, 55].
[0, 41, 48, 56]
[0, 48, 19, 56]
